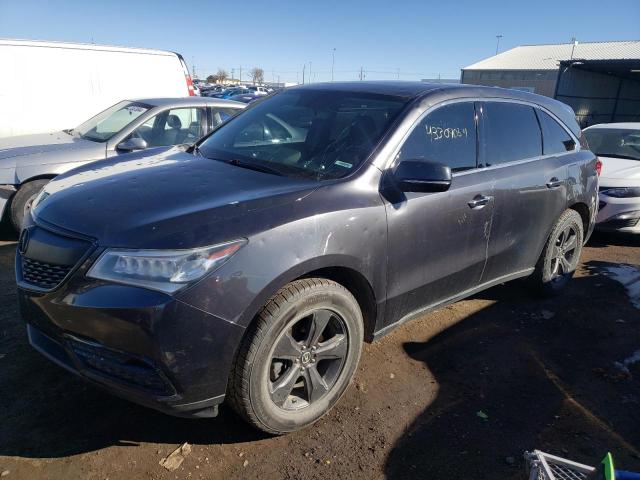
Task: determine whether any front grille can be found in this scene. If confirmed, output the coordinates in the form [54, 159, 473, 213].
[21, 257, 72, 289]
[68, 338, 175, 396]
[601, 217, 639, 229]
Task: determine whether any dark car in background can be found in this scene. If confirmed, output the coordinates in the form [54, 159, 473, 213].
[17, 82, 598, 434]
[228, 92, 265, 104]
[0, 97, 245, 230]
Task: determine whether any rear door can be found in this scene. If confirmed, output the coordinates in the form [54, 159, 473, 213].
[384, 101, 495, 323]
[478, 101, 572, 282]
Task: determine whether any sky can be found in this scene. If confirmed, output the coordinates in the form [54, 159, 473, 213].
[1, 0, 639, 83]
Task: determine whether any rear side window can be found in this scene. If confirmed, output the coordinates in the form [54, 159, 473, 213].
[480, 102, 542, 166]
[397, 102, 477, 172]
[536, 110, 576, 154]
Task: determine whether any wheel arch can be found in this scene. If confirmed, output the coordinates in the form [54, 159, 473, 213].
[236, 256, 380, 343]
[568, 201, 590, 240]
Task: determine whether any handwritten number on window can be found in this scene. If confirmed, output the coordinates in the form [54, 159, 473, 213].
[425, 125, 468, 141]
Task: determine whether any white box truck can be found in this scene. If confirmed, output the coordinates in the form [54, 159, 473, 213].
[0, 39, 196, 139]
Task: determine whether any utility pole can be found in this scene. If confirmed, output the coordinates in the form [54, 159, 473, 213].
[239, 66, 242, 83]
[396, 68, 400, 80]
[231, 68, 235, 81]
[331, 48, 336, 81]
[359, 66, 364, 81]
[570, 37, 578, 59]
[495, 35, 503, 55]
[302, 63, 306, 84]
[309, 62, 312, 83]
[191, 56, 196, 78]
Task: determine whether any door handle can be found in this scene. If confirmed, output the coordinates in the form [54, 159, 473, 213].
[546, 178, 563, 189]
[468, 195, 492, 209]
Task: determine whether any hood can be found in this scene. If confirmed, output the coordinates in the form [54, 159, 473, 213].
[0, 131, 99, 165]
[34, 148, 319, 248]
[599, 156, 640, 187]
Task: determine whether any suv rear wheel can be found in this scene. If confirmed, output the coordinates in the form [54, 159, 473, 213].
[530, 209, 584, 296]
[228, 278, 363, 434]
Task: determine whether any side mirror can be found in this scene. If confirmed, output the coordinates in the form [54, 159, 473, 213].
[393, 160, 452, 193]
[117, 137, 148, 152]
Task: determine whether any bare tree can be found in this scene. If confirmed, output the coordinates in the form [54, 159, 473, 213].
[205, 74, 216, 84]
[250, 67, 264, 85]
[215, 68, 229, 84]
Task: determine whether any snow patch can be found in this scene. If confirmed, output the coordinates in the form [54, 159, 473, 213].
[615, 350, 640, 374]
[602, 264, 640, 309]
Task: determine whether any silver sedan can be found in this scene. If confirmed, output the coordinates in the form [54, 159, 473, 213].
[0, 97, 245, 230]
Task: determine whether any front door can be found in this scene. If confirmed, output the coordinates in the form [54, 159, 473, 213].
[383, 101, 494, 326]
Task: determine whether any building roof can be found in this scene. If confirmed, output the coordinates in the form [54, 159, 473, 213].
[463, 40, 640, 71]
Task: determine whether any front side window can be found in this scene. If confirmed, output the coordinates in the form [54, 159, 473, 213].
[75, 101, 152, 142]
[536, 109, 576, 154]
[198, 90, 407, 179]
[133, 107, 206, 147]
[583, 128, 640, 161]
[396, 102, 477, 172]
[480, 102, 542, 166]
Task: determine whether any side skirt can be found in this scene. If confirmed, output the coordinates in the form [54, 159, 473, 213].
[372, 268, 534, 341]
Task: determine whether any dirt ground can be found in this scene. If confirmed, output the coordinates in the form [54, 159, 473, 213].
[0, 221, 639, 480]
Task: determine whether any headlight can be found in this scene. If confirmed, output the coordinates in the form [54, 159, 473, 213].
[87, 239, 247, 294]
[600, 187, 640, 198]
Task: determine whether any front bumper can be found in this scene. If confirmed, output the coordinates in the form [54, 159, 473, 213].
[0, 184, 17, 221]
[17, 225, 246, 418]
[596, 193, 640, 233]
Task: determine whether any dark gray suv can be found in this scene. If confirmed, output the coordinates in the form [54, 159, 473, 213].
[17, 82, 598, 434]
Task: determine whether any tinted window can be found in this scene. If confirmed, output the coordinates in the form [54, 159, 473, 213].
[397, 102, 477, 172]
[536, 110, 575, 154]
[480, 102, 542, 166]
[199, 91, 406, 180]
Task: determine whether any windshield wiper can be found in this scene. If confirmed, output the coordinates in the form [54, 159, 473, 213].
[227, 158, 285, 176]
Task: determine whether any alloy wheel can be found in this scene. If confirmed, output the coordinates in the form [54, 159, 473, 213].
[550, 225, 578, 281]
[268, 309, 348, 411]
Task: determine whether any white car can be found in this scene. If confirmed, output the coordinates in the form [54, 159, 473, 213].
[583, 123, 640, 233]
[247, 86, 270, 96]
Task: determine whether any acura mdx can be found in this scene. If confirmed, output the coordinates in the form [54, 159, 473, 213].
[17, 82, 598, 434]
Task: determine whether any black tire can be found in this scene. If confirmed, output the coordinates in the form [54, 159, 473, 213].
[530, 209, 584, 296]
[10, 179, 49, 231]
[228, 278, 364, 434]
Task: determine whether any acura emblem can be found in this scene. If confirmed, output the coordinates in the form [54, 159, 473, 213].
[18, 228, 30, 255]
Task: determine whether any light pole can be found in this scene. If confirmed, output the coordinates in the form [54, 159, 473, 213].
[495, 35, 503, 55]
[309, 61, 312, 83]
[331, 48, 336, 81]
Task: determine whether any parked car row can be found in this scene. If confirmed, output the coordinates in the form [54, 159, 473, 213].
[9, 81, 603, 435]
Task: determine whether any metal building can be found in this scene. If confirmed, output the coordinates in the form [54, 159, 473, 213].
[461, 41, 640, 126]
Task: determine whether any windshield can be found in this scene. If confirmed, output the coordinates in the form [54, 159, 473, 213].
[198, 90, 407, 180]
[75, 101, 153, 142]
[583, 127, 640, 161]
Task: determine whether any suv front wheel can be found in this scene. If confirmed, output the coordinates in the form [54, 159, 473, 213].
[228, 278, 364, 434]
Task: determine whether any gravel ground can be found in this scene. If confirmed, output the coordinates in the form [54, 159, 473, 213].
[0, 222, 638, 480]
